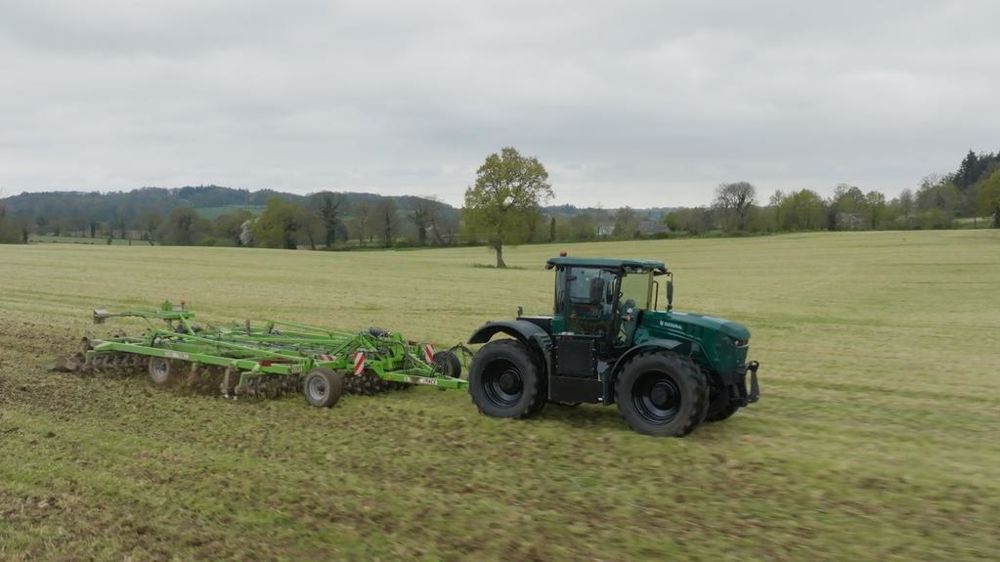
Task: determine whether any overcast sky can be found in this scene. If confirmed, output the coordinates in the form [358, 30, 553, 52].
[2, 1, 999, 207]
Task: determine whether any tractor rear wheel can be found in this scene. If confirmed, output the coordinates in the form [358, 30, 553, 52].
[615, 351, 707, 437]
[302, 368, 345, 408]
[469, 339, 545, 419]
[148, 357, 174, 385]
[433, 350, 462, 378]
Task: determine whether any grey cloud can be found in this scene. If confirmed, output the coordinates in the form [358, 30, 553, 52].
[2, 0, 999, 206]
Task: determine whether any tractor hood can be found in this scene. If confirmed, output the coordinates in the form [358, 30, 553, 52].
[644, 310, 751, 342]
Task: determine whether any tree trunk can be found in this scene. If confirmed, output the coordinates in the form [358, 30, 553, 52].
[992, 206, 1000, 228]
[493, 242, 506, 268]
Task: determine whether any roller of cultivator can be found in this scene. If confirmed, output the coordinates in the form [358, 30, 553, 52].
[54, 301, 469, 408]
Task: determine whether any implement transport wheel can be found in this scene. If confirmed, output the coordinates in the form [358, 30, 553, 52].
[615, 351, 707, 437]
[148, 357, 174, 385]
[469, 339, 545, 419]
[433, 350, 462, 379]
[303, 368, 344, 408]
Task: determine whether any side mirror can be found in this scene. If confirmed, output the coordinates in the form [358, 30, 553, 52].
[666, 272, 674, 311]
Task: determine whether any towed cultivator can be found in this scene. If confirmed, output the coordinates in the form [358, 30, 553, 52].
[56, 301, 467, 407]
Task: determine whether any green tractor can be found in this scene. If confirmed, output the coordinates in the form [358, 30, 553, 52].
[466, 256, 760, 436]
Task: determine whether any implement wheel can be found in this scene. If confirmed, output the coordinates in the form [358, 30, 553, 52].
[303, 368, 344, 408]
[148, 357, 174, 385]
[433, 350, 462, 378]
[468, 339, 545, 419]
[615, 351, 707, 437]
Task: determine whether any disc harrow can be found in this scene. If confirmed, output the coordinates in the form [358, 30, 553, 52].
[52, 301, 468, 408]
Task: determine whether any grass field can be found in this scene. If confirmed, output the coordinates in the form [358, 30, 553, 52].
[1, 231, 999, 561]
[28, 235, 137, 245]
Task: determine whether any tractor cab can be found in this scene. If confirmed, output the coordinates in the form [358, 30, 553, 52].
[545, 257, 668, 351]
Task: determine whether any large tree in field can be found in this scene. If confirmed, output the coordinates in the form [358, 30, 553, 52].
[713, 181, 756, 232]
[464, 147, 553, 268]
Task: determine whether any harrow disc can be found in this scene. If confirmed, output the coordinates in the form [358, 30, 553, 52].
[344, 370, 392, 396]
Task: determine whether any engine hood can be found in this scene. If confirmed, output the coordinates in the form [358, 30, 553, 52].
[644, 310, 751, 341]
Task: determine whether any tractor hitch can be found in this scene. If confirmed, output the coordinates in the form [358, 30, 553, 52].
[746, 360, 760, 404]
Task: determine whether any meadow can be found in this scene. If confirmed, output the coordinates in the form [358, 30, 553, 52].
[1, 231, 998, 561]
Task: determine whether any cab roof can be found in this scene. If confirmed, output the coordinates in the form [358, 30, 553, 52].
[545, 256, 668, 275]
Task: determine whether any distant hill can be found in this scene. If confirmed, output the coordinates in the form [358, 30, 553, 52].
[0, 185, 461, 225]
[542, 204, 676, 220]
[1, 186, 678, 227]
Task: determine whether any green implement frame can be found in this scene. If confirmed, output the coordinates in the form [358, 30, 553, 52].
[83, 301, 467, 404]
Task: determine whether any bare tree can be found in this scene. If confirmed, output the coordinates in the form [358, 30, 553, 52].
[412, 198, 436, 246]
[374, 198, 399, 247]
[714, 181, 756, 232]
[314, 192, 346, 247]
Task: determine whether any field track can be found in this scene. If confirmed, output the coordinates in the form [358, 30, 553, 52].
[1, 230, 998, 561]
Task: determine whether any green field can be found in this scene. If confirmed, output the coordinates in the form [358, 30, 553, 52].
[1, 231, 998, 560]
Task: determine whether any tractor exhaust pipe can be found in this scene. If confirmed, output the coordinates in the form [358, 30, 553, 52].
[666, 272, 674, 311]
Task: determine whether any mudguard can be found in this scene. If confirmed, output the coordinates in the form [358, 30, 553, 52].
[604, 338, 697, 404]
[468, 320, 553, 373]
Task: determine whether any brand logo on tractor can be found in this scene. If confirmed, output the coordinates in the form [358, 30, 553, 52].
[658, 321, 685, 331]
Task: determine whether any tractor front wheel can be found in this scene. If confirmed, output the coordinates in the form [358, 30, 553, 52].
[705, 392, 741, 422]
[469, 339, 545, 419]
[302, 368, 345, 408]
[615, 351, 707, 437]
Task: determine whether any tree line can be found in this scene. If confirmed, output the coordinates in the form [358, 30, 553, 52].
[668, 149, 1000, 235]
[0, 187, 459, 249]
[3, 148, 998, 252]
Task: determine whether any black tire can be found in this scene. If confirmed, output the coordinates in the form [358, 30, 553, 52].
[615, 351, 708, 437]
[148, 357, 174, 385]
[469, 339, 546, 419]
[302, 368, 345, 408]
[705, 392, 741, 422]
[433, 350, 462, 379]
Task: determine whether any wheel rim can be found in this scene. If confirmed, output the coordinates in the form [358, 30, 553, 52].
[307, 376, 328, 402]
[150, 358, 169, 383]
[631, 371, 682, 424]
[481, 359, 523, 407]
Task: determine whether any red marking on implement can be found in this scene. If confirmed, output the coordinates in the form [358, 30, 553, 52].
[353, 352, 365, 375]
[423, 344, 434, 363]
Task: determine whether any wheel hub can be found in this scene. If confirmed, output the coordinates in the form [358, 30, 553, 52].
[482, 359, 524, 407]
[632, 372, 682, 423]
[308, 377, 327, 399]
[498, 369, 520, 393]
[650, 384, 671, 408]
